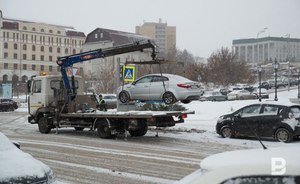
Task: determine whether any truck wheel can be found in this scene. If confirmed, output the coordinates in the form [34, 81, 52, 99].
[74, 127, 84, 131]
[96, 120, 113, 139]
[129, 121, 148, 137]
[38, 117, 51, 134]
[119, 91, 130, 103]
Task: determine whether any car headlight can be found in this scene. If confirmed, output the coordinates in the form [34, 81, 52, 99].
[46, 169, 56, 184]
[217, 116, 224, 123]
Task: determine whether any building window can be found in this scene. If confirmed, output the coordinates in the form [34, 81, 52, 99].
[23, 54, 27, 60]
[14, 43, 17, 49]
[32, 45, 36, 51]
[49, 47, 52, 53]
[40, 55, 44, 61]
[40, 65, 44, 71]
[57, 66, 60, 72]
[49, 30, 53, 33]
[23, 26, 27, 30]
[14, 64, 18, 69]
[32, 55, 36, 60]
[4, 63, 8, 69]
[57, 47, 61, 53]
[49, 56, 53, 61]
[41, 29, 44, 32]
[57, 31, 61, 34]
[49, 66, 53, 72]
[32, 27, 36, 31]
[13, 53, 18, 59]
[65, 48, 68, 54]
[4, 52, 8, 58]
[23, 44, 27, 50]
[23, 64, 27, 70]
[41, 46, 44, 52]
[4, 42, 8, 49]
[32, 64, 36, 70]
[73, 49, 76, 54]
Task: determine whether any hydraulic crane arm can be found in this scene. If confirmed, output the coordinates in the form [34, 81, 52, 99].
[56, 40, 157, 101]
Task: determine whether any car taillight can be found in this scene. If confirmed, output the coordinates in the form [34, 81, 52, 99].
[177, 84, 191, 88]
[181, 114, 187, 119]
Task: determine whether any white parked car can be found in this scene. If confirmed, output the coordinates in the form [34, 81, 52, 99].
[177, 146, 300, 184]
[227, 89, 257, 100]
[0, 132, 56, 183]
[118, 74, 201, 104]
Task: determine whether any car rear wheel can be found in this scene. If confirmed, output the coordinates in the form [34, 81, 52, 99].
[220, 126, 234, 138]
[119, 90, 130, 103]
[275, 128, 292, 143]
[162, 92, 177, 104]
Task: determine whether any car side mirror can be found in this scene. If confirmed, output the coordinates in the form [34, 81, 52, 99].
[27, 80, 31, 93]
[234, 114, 241, 119]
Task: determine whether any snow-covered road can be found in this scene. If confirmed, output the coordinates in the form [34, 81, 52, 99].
[1, 89, 299, 183]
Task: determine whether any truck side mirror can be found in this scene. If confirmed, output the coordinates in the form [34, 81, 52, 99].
[27, 80, 31, 93]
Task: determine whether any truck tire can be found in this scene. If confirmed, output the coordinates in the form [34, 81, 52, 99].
[38, 117, 51, 134]
[129, 121, 148, 137]
[96, 119, 113, 139]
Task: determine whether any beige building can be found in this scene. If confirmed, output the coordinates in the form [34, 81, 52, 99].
[135, 19, 176, 56]
[0, 10, 86, 84]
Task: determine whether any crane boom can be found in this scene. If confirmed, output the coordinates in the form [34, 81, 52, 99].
[56, 40, 157, 101]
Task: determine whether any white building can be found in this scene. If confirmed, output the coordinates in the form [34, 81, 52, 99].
[232, 37, 300, 66]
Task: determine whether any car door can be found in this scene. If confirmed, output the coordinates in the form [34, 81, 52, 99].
[29, 80, 43, 115]
[234, 104, 262, 136]
[129, 76, 152, 100]
[259, 105, 283, 137]
[149, 75, 169, 100]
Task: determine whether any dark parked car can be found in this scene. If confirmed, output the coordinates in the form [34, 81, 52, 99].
[0, 99, 18, 112]
[0, 132, 56, 183]
[259, 81, 270, 90]
[216, 103, 300, 142]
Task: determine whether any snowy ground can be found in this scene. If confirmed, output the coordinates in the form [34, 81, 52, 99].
[3, 89, 298, 184]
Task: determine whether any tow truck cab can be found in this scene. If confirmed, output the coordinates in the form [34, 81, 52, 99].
[27, 75, 86, 123]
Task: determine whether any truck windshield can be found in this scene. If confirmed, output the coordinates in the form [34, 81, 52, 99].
[51, 80, 78, 90]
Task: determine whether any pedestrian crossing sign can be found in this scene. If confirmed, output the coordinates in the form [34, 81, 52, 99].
[123, 65, 136, 82]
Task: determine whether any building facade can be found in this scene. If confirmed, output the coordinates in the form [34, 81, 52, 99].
[83, 27, 154, 93]
[135, 19, 176, 56]
[0, 10, 86, 84]
[232, 37, 300, 66]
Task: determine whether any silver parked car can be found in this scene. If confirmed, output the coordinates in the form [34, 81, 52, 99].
[118, 74, 201, 104]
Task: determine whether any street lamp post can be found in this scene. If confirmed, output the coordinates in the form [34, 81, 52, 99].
[258, 65, 262, 102]
[273, 59, 279, 101]
[298, 69, 300, 99]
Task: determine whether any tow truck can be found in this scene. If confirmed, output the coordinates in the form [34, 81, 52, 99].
[27, 40, 194, 138]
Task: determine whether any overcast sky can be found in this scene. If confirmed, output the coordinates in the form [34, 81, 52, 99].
[1, 0, 300, 58]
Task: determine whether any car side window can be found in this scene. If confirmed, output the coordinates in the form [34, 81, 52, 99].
[262, 105, 280, 115]
[32, 80, 42, 93]
[135, 76, 152, 84]
[151, 76, 168, 82]
[240, 105, 261, 117]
